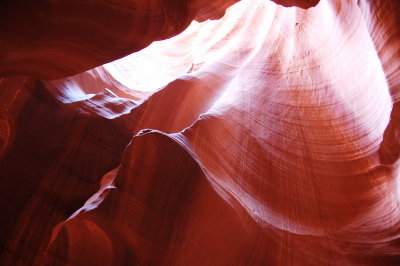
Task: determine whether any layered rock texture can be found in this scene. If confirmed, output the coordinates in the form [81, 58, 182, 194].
[1, 0, 400, 265]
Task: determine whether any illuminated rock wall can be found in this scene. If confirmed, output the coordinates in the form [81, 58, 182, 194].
[0, 0, 399, 265]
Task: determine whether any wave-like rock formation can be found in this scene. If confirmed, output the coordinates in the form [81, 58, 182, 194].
[1, 0, 399, 265]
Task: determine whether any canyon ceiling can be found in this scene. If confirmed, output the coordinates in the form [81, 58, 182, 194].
[0, 0, 400, 265]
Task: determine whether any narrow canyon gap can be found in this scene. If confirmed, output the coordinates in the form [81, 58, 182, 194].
[0, 0, 400, 265]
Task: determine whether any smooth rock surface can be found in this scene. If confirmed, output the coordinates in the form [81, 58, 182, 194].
[1, 0, 399, 265]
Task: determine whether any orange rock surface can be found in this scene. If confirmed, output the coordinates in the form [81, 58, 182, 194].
[1, 0, 399, 265]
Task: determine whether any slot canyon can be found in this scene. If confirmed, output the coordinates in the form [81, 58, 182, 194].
[1, 0, 400, 265]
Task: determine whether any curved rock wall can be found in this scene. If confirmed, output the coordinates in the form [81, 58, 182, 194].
[1, 0, 399, 265]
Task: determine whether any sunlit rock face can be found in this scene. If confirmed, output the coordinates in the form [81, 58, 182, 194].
[0, 0, 243, 79]
[1, 0, 400, 265]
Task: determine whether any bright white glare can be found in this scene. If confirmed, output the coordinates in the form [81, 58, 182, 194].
[103, 0, 250, 92]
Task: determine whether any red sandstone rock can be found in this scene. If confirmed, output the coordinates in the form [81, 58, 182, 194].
[0, 0, 321, 80]
[0, 0, 240, 79]
[1, 0, 399, 265]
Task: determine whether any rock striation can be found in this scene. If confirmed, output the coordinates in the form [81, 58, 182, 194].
[1, 0, 399, 265]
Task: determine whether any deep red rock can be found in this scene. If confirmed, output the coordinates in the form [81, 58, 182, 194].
[1, 0, 399, 265]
